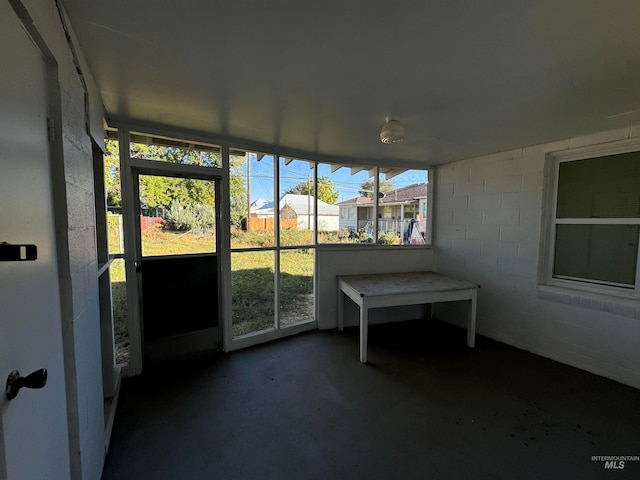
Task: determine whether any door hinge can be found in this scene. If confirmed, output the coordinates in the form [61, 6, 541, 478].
[47, 117, 55, 142]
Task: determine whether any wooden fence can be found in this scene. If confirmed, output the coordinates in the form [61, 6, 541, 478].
[140, 216, 164, 231]
[247, 215, 297, 231]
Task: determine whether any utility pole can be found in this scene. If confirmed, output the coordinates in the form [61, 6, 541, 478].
[307, 175, 311, 230]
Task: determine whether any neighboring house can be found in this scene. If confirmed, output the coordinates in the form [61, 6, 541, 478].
[336, 196, 374, 233]
[251, 193, 339, 231]
[249, 198, 269, 213]
[337, 183, 428, 236]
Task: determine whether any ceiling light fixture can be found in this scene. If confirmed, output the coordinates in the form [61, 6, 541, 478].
[380, 117, 405, 144]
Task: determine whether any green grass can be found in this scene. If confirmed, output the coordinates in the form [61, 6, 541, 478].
[230, 248, 314, 336]
[107, 227, 315, 357]
[109, 259, 129, 363]
[141, 225, 216, 256]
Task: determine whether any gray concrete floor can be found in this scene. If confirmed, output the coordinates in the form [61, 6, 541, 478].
[102, 320, 640, 480]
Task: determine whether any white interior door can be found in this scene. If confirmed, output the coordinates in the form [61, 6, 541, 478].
[0, 2, 71, 479]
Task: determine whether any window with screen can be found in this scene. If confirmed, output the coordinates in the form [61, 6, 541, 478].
[550, 150, 640, 291]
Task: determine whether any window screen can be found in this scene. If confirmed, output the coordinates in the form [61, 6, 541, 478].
[556, 152, 640, 218]
[552, 151, 640, 288]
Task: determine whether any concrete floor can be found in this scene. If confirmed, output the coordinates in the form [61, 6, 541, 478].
[102, 320, 640, 480]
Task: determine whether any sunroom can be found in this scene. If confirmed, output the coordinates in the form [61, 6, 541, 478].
[1, 0, 640, 478]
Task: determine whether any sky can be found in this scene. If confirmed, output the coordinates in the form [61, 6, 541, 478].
[242, 153, 428, 204]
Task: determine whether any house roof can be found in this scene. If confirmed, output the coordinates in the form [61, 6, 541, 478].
[337, 183, 428, 207]
[62, 1, 640, 166]
[255, 194, 338, 216]
[380, 183, 428, 204]
[249, 198, 269, 213]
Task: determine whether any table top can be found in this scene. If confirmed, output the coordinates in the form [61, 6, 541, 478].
[337, 271, 477, 297]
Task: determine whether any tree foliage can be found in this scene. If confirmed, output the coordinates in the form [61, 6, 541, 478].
[105, 140, 122, 207]
[103, 140, 248, 228]
[229, 155, 247, 228]
[139, 175, 215, 210]
[359, 178, 394, 198]
[286, 175, 339, 204]
[130, 141, 220, 167]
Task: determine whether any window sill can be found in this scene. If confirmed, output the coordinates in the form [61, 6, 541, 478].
[316, 243, 433, 252]
[537, 283, 640, 319]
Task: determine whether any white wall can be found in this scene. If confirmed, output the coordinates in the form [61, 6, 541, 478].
[434, 125, 640, 389]
[296, 214, 339, 231]
[21, 1, 106, 478]
[316, 214, 339, 232]
[317, 246, 436, 329]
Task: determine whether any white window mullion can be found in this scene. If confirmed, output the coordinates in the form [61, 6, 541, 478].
[555, 218, 640, 225]
[373, 168, 379, 242]
[313, 161, 318, 245]
[545, 158, 561, 284]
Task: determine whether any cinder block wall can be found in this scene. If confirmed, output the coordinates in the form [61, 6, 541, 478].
[24, 0, 106, 478]
[434, 126, 640, 389]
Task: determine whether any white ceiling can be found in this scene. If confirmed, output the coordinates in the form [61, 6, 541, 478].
[62, 0, 640, 166]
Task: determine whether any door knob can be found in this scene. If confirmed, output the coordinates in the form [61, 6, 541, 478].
[5, 368, 47, 400]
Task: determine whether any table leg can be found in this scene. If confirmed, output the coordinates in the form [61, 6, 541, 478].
[467, 296, 476, 348]
[338, 288, 344, 331]
[360, 303, 368, 363]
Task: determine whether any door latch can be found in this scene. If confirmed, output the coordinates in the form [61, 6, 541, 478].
[0, 242, 37, 261]
[5, 369, 47, 400]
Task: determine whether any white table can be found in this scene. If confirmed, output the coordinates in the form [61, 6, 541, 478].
[337, 271, 478, 363]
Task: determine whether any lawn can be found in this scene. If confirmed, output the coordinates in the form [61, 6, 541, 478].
[108, 225, 315, 362]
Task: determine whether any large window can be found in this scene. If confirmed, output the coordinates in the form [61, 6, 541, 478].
[317, 164, 431, 245]
[229, 151, 315, 340]
[377, 168, 429, 245]
[544, 148, 640, 296]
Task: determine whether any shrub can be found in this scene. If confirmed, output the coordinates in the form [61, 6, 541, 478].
[165, 201, 215, 233]
[279, 229, 314, 245]
[353, 229, 373, 243]
[377, 231, 400, 245]
[231, 230, 274, 247]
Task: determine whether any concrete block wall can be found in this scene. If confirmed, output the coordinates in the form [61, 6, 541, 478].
[24, 0, 106, 478]
[434, 126, 640, 389]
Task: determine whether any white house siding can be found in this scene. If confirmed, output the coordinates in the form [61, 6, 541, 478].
[434, 125, 640, 389]
[340, 219, 358, 232]
[316, 215, 339, 231]
[21, 1, 106, 478]
[338, 206, 358, 232]
[255, 194, 339, 231]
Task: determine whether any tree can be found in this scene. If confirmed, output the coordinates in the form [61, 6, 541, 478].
[229, 154, 247, 228]
[104, 140, 221, 211]
[286, 176, 339, 204]
[359, 178, 394, 198]
[103, 139, 247, 227]
[104, 140, 122, 207]
[130, 141, 220, 167]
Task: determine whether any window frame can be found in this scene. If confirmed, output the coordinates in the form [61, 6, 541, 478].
[540, 139, 640, 300]
[317, 164, 433, 247]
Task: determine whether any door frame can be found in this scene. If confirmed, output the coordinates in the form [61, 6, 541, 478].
[112, 125, 320, 363]
[1, 0, 76, 476]
[118, 128, 224, 372]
